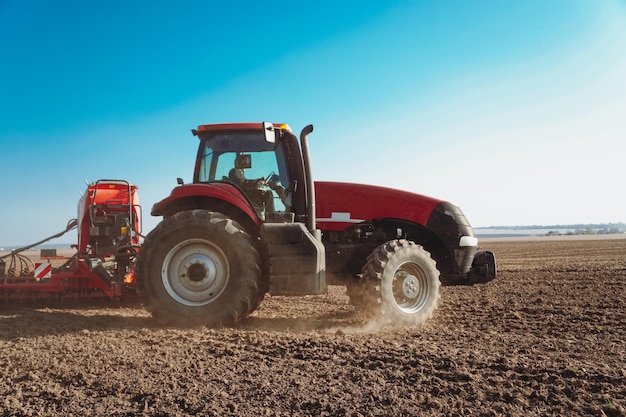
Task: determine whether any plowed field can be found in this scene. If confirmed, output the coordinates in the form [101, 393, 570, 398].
[1, 236, 625, 416]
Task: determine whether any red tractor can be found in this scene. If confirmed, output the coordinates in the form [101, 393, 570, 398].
[135, 122, 496, 327]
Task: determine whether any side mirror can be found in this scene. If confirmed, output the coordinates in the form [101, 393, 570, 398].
[263, 122, 275, 143]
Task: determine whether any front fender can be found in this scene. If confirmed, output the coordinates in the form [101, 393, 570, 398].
[151, 183, 261, 227]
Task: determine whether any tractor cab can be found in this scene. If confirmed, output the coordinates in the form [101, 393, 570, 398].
[192, 123, 308, 223]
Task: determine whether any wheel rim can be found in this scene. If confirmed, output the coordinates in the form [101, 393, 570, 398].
[391, 261, 431, 313]
[161, 238, 230, 307]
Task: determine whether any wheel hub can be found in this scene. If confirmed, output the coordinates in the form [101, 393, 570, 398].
[162, 240, 229, 306]
[392, 263, 430, 313]
[402, 274, 420, 299]
[187, 263, 207, 282]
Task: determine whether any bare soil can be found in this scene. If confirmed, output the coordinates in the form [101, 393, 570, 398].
[1, 237, 625, 416]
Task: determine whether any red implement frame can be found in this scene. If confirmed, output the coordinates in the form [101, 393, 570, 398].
[0, 179, 141, 302]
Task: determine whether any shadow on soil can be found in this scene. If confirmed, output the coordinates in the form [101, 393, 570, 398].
[0, 298, 156, 341]
[0, 303, 368, 340]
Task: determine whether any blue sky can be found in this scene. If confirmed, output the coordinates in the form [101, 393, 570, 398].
[1, 0, 625, 246]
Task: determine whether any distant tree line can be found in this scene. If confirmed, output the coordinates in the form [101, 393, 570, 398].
[485, 222, 625, 231]
[545, 224, 625, 236]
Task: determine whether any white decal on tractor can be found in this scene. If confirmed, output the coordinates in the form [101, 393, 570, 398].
[316, 212, 364, 223]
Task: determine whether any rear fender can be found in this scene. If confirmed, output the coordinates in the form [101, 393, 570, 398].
[151, 183, 261, 229]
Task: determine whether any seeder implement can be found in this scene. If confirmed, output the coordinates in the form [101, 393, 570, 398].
[0, 179, 141, 302]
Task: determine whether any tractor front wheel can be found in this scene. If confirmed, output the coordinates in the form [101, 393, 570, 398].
[358, 239, 440, 326]
[135, 210, 261, 327]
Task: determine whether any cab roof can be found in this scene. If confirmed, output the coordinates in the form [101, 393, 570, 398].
[194, 122, 291, 135]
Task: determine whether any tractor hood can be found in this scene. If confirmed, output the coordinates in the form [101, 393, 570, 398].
[314, 181, 444, 231]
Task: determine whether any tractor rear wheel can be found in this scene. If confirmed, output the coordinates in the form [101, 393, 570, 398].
[357, 239, 440, 326]
[135, 210, 261, 327]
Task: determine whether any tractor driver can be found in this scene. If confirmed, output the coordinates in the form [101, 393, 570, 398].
[229, 154, 275, 213]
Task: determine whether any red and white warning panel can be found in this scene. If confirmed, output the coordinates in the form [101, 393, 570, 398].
[34, 262, 52, 281]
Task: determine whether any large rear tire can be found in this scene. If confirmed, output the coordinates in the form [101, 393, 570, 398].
[135, 210, 261, 327]
[356, 239, 440, 326]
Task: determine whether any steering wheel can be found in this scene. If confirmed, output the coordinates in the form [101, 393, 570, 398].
[265, 171, 280, 184]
